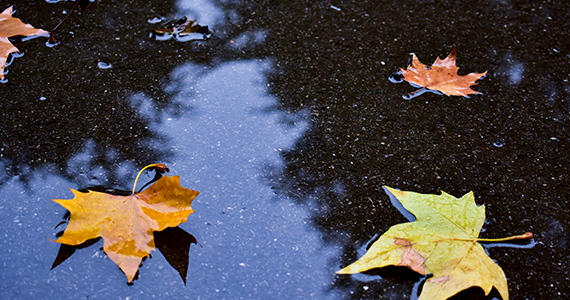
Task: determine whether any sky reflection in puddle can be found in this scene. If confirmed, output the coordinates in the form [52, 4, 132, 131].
[0, 59, 340, 299]
[177, 0, 224, 27]
[150, 59, 339, 298]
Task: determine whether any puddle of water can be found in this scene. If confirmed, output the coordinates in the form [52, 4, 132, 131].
[146, 59, 339, 298]
[3, 0, 568, 299]
[0, 59, 340, 299]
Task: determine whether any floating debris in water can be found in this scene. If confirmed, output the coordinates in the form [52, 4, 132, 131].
[97, 62, 112, 69]
[147, 15, 166, 24]
[40, 96, 47, 101]
[493, 141, 504, 147]
[150, 17, 211, 42]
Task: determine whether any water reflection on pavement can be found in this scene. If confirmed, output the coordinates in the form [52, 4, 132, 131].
[0, 60, 340, 299]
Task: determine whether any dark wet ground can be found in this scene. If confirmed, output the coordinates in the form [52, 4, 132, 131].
[1, 0, 569, 299]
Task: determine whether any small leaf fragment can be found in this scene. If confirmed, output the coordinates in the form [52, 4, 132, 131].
[151, 17, 210, 41]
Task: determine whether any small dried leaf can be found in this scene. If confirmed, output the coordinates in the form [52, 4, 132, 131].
[152, 17, 210, 36]
[399, 48, 487, 98]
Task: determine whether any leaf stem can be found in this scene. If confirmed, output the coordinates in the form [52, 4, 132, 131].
[132, 164, 168, 194]
[49, 0, 82, 44]
[476, 232, 533, 242]
[403, 87, 428, 100]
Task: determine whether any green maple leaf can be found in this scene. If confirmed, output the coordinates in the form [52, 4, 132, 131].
[337, 186, 533, 300]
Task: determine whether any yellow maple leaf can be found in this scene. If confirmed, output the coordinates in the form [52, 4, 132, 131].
[52, 164, 200, 282]
[0, 6, 48, 80]
[337, 186, 533, 300]
[399, 48, 487, 98]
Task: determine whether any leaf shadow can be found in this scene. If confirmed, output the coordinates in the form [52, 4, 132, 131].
[154, 226, 199, 285]
[448, 286, 503, 300]
[51, 237, 102, 270]
[357, 267, 503, 299]
[50, 226, 198, 284]
[362, 266, 423, 283]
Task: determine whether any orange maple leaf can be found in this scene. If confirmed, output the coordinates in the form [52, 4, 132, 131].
[0, 6, 48, 80]
[52, 164, 200, 282]
[399, 48, 487, 99]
